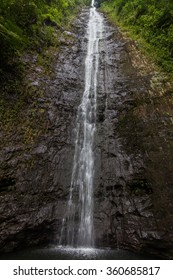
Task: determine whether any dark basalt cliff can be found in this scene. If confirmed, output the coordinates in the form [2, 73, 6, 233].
[0, 8, 88, 253]
[0, 8, 173, 258]
[94, 22, 173, 258]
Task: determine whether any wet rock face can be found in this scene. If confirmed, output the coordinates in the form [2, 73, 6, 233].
[93, 20, 173, 258]
[0, 9, 89, 253]
[0, 9, 173, 259]
[93, 23, 154, 251]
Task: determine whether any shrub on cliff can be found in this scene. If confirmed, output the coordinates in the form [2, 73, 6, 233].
[0, 0, 89, 91]
[101, 0, 173, 74]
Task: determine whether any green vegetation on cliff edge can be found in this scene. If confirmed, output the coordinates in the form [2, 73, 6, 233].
[0, 0, 90, 133]
[100, 0, 173, 74]
[0, 0, 89, 90]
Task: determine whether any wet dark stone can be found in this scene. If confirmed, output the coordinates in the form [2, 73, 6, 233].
[0, 177, 16, 192]
[0, 7, 173, 260]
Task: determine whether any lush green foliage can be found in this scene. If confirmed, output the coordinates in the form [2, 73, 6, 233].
[0, 0, 89, 86]
[101, 0, 173, 73]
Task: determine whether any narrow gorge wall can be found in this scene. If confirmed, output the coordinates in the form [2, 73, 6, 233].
[0, 8, 173, 258]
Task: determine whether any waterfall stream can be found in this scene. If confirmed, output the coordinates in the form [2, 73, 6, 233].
[60, 0, 103, 247]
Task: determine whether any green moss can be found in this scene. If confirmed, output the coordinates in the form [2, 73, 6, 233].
[0, 0, 89, 88]
[0, 0, 89, 136]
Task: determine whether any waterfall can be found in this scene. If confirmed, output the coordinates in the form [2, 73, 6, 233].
[60, 0, 103, 248]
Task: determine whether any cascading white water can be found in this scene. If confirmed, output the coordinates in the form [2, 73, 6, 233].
[60, 0, 103, 247]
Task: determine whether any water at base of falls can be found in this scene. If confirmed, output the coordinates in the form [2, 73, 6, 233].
[0, 246, 159, 260]
[59, 1, 103, 247]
